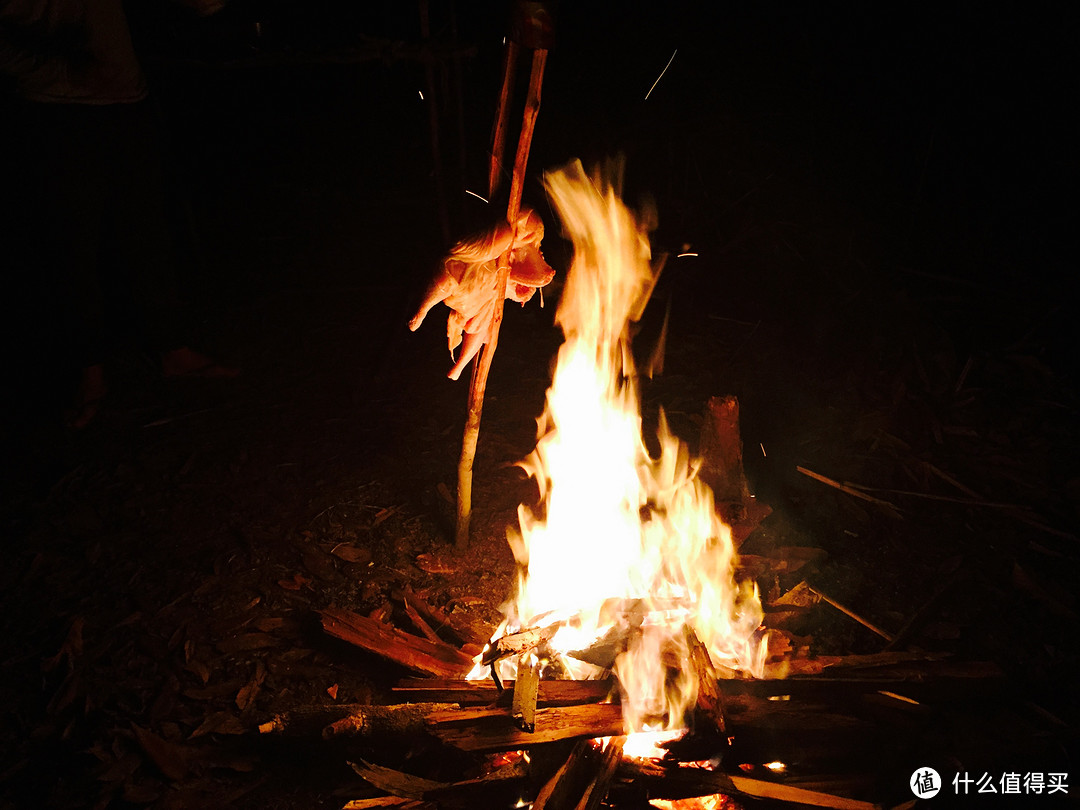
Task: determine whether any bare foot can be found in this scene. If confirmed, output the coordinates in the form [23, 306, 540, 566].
[161, 347, 239, 379]
[67, 364, 107, 430]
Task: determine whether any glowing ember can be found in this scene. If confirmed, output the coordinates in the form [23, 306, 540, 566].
[472, 160, 766, 748]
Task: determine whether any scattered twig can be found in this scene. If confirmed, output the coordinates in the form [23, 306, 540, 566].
[796, 466, 902, 519]
[808, 584, 896, 643]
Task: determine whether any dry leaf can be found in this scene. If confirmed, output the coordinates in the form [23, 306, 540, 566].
[98, 751, 142, 784]
[121, 779, 162, 804]
[373, 506, 402, 526]
[183, 680, 243, 701]
[278, 573, 312, 591]
[252, 616, 288, 633]
[235, 680, 258, 712]
[132, 724, 189, 782]
[302, 547, 340, 581]
[215, 633, 279, 654]
[189, 711, 246, 739]
[42, 616, 85, 673]
[184, 657, 211, 685]
[414, 554, 456, 574]
[235, 661, 266, 711]
[331, 543, 372, 564]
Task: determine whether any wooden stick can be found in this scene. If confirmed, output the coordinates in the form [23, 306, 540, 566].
[481, 623, 559, 666]
[400, 596, 443, 645]
[883, 558, 962, 652]
[319, 608, 473, 678]
[577, 736, 625, 810]
[618, 760, 880, 810]
[392, 678, 615, 707]
[456, 47, 548, 549]
[511, 655, 541, 731]
[426, 700, 621, 752]
[392, 586, 490, 648]
[796, 466, 902, 519]
[807, 585, 896, 643]
[323, 702, 460, 740]
[258, 702, 450, 738]
[728, 776, 882, 810]
[698, 396, 749, 521]
[532, 737, 624, 810]
[349, 759, 447, 801]
[487, 39, 519, 199]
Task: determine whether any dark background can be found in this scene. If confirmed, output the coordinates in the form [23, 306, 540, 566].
[1, 2, 1077, 807]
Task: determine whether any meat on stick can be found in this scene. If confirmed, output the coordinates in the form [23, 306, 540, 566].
[409, 208, 555, 380]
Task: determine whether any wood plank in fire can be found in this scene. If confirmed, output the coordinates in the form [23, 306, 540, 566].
[426, 703, 624, 752]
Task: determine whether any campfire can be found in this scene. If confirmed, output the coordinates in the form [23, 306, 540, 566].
[246, 143, 1034, 810]
[284, 160, 1011, 810]
[468, 160, 768, 757]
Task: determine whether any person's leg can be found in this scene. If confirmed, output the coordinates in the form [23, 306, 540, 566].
[105, 101, 190, 355]
[24, 103, 115, 426]
[104, 101, 237, 379]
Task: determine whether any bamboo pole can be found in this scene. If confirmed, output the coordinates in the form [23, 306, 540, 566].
[456, 48, 548, 549]
[488, 39, 519, 199]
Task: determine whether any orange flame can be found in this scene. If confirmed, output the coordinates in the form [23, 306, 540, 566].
[476, 160, 765, 746]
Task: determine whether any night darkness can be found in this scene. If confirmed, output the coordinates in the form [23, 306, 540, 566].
[1, 2, 1078, 808]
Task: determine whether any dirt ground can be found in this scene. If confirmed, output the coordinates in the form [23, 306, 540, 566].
[1, 5, 1077, 809]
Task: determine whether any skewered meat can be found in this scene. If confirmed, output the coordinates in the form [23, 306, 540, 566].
[409, 208, 555, 380]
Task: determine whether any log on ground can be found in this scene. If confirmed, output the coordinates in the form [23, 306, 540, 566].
[320, 607, 474, 678]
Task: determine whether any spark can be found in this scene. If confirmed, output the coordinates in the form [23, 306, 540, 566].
[677, 252, 698, 258]
[464, 189, 489, 203]
[418, 90, 424, 100]
[759, 442, 766, 457]
[645, 48, 678, 100]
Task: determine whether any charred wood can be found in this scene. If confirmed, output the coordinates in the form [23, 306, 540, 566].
[533, 737, 625, 810]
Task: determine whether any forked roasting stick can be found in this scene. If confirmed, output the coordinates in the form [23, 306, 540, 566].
[456, 7, 551, 549]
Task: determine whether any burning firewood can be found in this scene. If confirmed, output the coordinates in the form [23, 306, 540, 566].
[532, 736, 625, 810]
[480, 623, 560, 667]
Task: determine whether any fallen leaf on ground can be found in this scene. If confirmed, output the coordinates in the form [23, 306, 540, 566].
[414, 554, 456, 574]
[216, 633, 280, 654]
[278, 573, 312, 591]
[133, 724, 189, 782]
[331, 543, 372, 564]
[373, 506, 402, 526]
[189, 711, 246, 739]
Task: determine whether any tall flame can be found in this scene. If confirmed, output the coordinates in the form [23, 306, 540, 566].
[488, 160, 765, 742]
